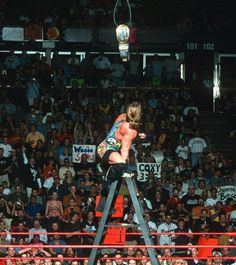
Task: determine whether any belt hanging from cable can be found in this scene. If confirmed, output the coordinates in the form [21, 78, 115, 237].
[113, 0, 132, 61]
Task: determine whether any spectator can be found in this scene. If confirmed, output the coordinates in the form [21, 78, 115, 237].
[0, 98, 16, 116]
[0, 220, 12, 254]
[26, 78, 41, 106]
[26, 124, 45, 150]
[188, 130, 207, 167]
[181, 185, 200, 212]
[162, 247, 173, 265]
[81, 210, 98, 256]
[175, 138, 189, 160]
[209, 211, 228, 234]
[48, 176, 67, 201]
[64, 212, 82, 246]
[48, 234, 66, 256]
[63, 197, 81, 223]
[43, 168, 60, 193]
[139, 211, 158, 244]
[183, 101, 199, 117]
[191, 197, 208, 221]
[172, 218, 193, 255]
[59, 158, 75, 181]
[28, 218, 48, 244]
[25, 195, 44, 221]
[0, 147, 11, 186]
[22, 151, 42, 198]
[205, 187, 218, 208]
[45, 191, 63, 220]
[39, 93, 54, 116]
[7, 184, 28, 206]
[93, 52, 111, 78]
[11, 209, 31, 231]
[4, 51, 20, 70]
[63, 184, 81, 208]
[157, 213, 177, 246]
[195, 179, 208, 196]
[76, 153, 94, 178]
[59, 147, 72, 166]
[167, 188, 182, 212]
[67, 52, 80, 66]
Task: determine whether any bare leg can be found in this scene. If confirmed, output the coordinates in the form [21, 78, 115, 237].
[108, 151, 126, 164]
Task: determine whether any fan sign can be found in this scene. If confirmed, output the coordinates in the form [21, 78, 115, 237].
[217, 186, 236, 202]
[72, 144, 96, 163]
[137, 162, 161, 182]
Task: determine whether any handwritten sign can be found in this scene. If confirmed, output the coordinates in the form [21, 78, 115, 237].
[72, 144, 96, 163]
[217, 186, 236, 202]
[137, 162, 161, 182]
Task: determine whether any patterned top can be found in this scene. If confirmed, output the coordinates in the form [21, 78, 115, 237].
[97, 116, 125, 159]
[46, 200, 62, 218]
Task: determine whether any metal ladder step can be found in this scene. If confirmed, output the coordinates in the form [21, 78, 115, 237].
[88, 173, 159, 265]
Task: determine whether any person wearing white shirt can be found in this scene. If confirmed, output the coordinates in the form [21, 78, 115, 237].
[93, 52, 111, 70]
[43, 176, 55, 191]
[157, 214, 177, 246]
[139, 211, 158, 243]
[175, 158, 186, 175]
[0, 220, 12, 243]
[43, 169, 60, 192]
[59, 159, 75, 181]
[0, 137, 12, 157]
[183, 101, 199, 116]
[188, 130, 207, 167]
[28, 219, 48, 243]
[205, 188, 218, 208]
[175, 139, 189, 160]
[138, 190, 152, 210]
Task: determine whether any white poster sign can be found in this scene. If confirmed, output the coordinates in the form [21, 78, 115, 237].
[72, 145, 96, 163]
[217, 186, 236, 202]
[137, 162, 161, 182]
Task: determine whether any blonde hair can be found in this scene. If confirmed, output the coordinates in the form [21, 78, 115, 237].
[126, 101, 141, 129]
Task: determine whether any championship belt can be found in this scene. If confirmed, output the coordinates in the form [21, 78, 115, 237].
[116, 24, 130, 62]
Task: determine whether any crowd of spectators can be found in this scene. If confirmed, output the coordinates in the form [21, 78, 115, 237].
[0, 49, 236, 265]
[0, 0, 235, 32]
[0, 50, 185, 95]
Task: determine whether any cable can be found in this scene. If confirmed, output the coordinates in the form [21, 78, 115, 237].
[113, 0, 132, 26]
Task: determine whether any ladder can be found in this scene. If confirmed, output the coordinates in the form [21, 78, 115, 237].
[88, 173, 159, 265]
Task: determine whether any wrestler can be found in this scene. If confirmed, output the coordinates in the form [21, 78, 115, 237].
[97, 101, 145, 181]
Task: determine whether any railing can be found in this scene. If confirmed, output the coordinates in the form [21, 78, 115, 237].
[1, 231, 236, 262]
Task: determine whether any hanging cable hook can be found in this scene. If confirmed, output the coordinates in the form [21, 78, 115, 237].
[113, 0, 132, 26]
